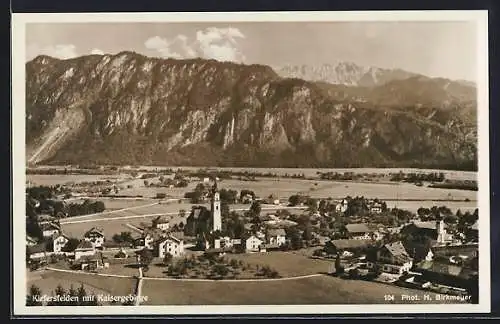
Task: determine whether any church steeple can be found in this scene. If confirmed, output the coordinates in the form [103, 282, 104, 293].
[210, 177, 221, 233]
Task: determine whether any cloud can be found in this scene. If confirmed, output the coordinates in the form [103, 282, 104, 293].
[90, 48, 104, 55]
[144, 27, 246, 63]
[26, 43, 78, 61]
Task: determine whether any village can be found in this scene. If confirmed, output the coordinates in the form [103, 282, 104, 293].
[25, 169, 480, 304]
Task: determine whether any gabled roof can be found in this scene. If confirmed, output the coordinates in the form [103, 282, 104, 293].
[267, 228, 286, 237]
[84, 227, 104, 237]
[411, 221, 448, 230]
[27, 243, 47, 255]
[76, 240, 94, 250]
[382, 241, 412, 264]
[169, 231, 184, 241]
[345, 223, 371, 234]
[158, 235, 182, 244]
[53, 232, 70, 240]
[416, 260, 478, 279]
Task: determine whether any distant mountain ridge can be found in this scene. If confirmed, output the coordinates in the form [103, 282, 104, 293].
[25, 52, 477, 170]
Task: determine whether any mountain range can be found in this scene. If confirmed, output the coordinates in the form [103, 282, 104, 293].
[25, 51, 478, 170]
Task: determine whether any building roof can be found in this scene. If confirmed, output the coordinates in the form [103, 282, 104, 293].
[382, 241, 412, 264]
[345, 223, 371, 234]
[411, 221, 448, 230]
[76, 240, 94, 250]
[84, 227, 104, 237]
[158, 235, 182, 244]
[169, 231, 184, 241]
[26, 235, 38, 243]
[262, 243, 281, 250]
[267, 228, 286, 237]
[27, 243, 47, 255]
[416, 260, 478, 280]
[327, 239, 373, 250]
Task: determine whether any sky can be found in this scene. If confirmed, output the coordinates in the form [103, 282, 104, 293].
[25, 21, 478, 82]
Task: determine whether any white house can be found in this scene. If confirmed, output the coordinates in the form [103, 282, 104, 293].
[266, 228, 286, 247]
[52, 233, 70, 253]
[335, 199, 349, 213]
[41, 222, 61, 238]
[158, 234, 184, 258]
[83, 227, 105, 249]
[245, 235, 264, 253]
[74, 240, 96, 261]
[152, 216, 170, 231]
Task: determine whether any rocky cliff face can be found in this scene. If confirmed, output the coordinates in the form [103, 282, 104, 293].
[25, 52, 478, 169]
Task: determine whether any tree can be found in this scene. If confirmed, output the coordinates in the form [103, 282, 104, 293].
[62, 238, 80, 252]
[163, 253, 173, 266]
[47, 285, 67, 306]
[26, 284, 43, 306]
[288, 195, 301, 206]
[137, 248, 153, 268]
[144, 180, 149, 187]
[302, 225, 313, 242]
[213, 264, 229, 278]
[249, 201, 261, 218]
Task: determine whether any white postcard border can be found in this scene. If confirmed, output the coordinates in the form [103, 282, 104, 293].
[12, 10, 491, 315]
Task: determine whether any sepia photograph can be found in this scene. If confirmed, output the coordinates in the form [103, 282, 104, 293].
[11, 11, 490, 315]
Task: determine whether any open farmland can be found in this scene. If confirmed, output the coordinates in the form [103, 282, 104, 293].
[27, 270, 137, 301]
[128, 166, 478, 181]
[26, 174, 130, 186]
[223, 251, 331, 277]
[141, 275, 468, 305]
[218, 178, 477, 201]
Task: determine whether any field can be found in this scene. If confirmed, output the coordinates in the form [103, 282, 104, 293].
[140, 275, 468, 305]
[223, 251, 331, 277]
[27, 270, 137, 302]
[26, 174, 130, 186]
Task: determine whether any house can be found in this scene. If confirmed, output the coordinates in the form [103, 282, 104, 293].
[245, 235, 264, 253]
[266, 228, 287, 247]
[52, 233, 70, 253]
[344, 223, 372, 240]
[367, 241, 413, 275]
[26, 235, 38, 247]
[41, 222, 61, 238]
[157, 233, 184, 258]
[335, 199, 349, 213]
[241, 193, 254, 204]
[152, 216, 170, 231]
[74, 240, 95, 261]
[370, 202, 383, 214]
[83, 227, 105, 249]
[324, 239, 373, 256]
[414, 258, 479, 292]
[401, 220, 452, 243]
[27, 243, 48, 260]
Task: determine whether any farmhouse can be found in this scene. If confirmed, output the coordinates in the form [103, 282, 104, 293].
[74, 240, 96, 261]
[266, 228, 286, 247]
[157, 234, 184, 258]
[367, 241, 413, 275]
[344, 223, 372, 240]
[152, 216, 170, 231]
[414, 258, 479, 292]
[245, 235, 264, 253]
[83, 227, 105, 249]
[41, 222, 61, 238]
[52, 233, 70, 253]
[324, 239, 373, 256]
[27, 243, 48, 260]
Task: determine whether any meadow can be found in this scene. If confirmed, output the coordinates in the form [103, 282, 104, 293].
[140, 275, 467, 305]
[27, 270, 137, 303]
